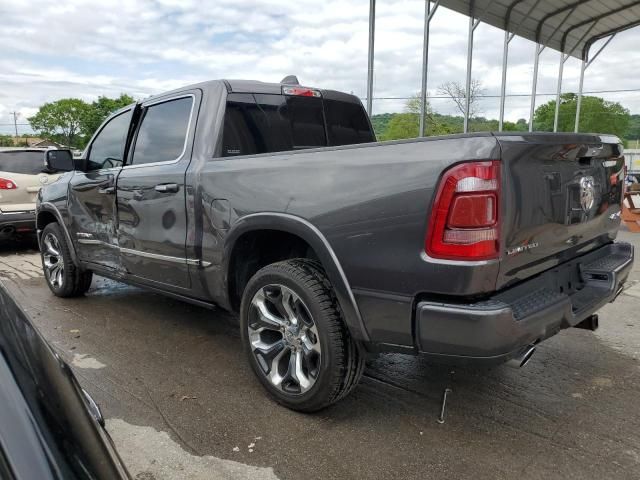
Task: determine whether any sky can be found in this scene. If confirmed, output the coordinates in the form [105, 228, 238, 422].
[1, 0, 639, 135]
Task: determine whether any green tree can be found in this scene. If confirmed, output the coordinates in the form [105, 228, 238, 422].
[82, 94, 135, 137]
[381, 94, 450, 140]
[625, 114, 640, 144]
[533, 93, 630, 138]
[0, 135, 13, 147]
[28, 98, 90, 148]
[509, 118, 529, 131]
[382, 113, 421, 140]
[370, 113, 394, 139]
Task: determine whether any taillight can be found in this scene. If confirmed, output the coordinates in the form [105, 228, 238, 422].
[426, 160, 501, 260]
[282, 86, 322, 97]
[0, 178, 17, 190]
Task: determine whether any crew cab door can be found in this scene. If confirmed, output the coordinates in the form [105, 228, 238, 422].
[116, 92, 198, 290]
[68, 108, 133, 269]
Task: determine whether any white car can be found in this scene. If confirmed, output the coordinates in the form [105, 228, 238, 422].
[0, 148, 63, 239]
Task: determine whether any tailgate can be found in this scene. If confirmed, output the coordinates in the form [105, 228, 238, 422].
[495, 133, 625, 290]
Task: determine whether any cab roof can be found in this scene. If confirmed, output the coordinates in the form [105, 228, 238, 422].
[140, 78, 364, 107]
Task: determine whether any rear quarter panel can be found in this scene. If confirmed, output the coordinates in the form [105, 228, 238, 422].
[196, 135, 501, 345]
[200, 135, 500, 294]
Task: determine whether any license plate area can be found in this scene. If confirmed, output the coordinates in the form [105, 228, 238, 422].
[552, 260, 585, 297]
[494, 242, 632, 322]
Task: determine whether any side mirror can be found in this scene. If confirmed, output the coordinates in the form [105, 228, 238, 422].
[45, 149, 75, 172]
[73, 157, 87, 172]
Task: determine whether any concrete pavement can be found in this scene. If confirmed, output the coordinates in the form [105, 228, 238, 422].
[1, 231, 639, 480]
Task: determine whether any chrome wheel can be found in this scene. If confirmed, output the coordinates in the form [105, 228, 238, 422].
[248, 284, 322, 394]
[43, 232, 64, 289]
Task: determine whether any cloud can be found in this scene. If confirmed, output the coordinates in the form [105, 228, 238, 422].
[0, 0, 639, 134]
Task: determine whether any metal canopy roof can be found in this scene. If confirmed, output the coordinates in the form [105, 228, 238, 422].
[439, 0, 640, 59]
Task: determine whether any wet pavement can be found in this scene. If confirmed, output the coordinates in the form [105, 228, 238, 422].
[1, 231, 639, 480]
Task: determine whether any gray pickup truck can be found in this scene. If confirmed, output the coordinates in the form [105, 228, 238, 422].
[36, 78, 633, 411]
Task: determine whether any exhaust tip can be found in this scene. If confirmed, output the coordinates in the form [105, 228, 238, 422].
[519, 346, 536, 368]
[507, 345, 536, 369]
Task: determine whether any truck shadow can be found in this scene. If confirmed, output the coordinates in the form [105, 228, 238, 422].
[0, 236, 39, 254]
[75, 276, 634, 420]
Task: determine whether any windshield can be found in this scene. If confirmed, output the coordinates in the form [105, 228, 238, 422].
[222, 93, 374, 157]
[0, 151, 46, 175]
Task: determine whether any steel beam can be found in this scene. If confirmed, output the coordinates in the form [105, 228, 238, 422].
[586, 33, 617, 68]
[575, 59, 586, 133]
[420, 0, 440, 137]
[464, 17, 480, 133]
[498, 31, 510, 131]
[553, 53, 569, 132]
[505, 0, 527, 32]
[562, 20, 599, 57]
[529, 43, 544, 132]
[561, 1, 640, 53]
[366, 0, 376, 116]
[498, 31, 513, 131]
[500, 0, 538, 131]
[535, 0, 592, 43]
[582, 21, 640, 60]
[575, 33, 617, 132]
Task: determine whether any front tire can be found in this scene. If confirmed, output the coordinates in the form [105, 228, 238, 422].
[240, 259, 364, 412]
[40, 223, 93, 297]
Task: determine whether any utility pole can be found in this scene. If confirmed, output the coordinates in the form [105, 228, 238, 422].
[11, 111, 19, 142]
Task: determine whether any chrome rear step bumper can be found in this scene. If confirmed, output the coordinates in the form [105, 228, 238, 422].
[415, 242, 634, 365]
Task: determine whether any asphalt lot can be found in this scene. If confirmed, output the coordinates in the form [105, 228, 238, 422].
[1, 231, 639, 480]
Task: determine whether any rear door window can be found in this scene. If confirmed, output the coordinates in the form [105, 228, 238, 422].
[222, 93, 373, 157]
[222, 94, 326, 157]
[0, 151, 45, 175]
[130, 96, 193, 166]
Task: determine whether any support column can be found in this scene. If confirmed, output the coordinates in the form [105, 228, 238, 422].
[464, 16, 479, 133]
[366, 0, 376, 116]
[529, 43, 544, 133]
[575, 59, 586, 133]
[553, 53, 569, 132]
[575, 33, 616, 132]
[498, 31, 513, 131]
[420, 0, 440, 137]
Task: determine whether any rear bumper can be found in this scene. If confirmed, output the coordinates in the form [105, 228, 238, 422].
[415, 242, 634, 364]
[0, 210, 36, 237]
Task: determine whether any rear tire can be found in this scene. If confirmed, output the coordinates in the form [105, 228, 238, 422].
[240, 258, 364, 412]
[40, 223, 93, 297]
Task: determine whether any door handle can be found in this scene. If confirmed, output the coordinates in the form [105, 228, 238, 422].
[98, 186, 115, 194]
[154, 183, 179, 193]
